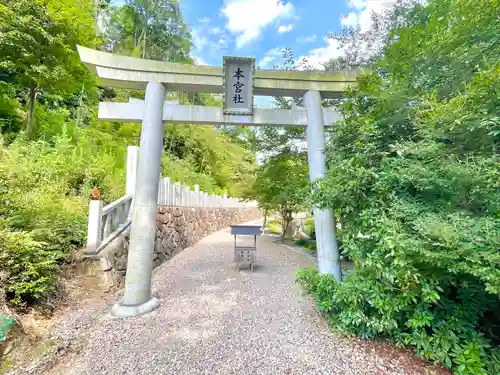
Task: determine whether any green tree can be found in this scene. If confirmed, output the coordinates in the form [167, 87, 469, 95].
[299, 0, 500, 373]
[247, 153, 309, 241]
[105, 0, 192, 62]
[0, 0, 98, 133]
[253, 48, 312, 157]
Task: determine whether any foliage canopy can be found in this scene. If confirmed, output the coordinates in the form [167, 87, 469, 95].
[298, 1, 500, 374]
[247, 153, 309, 240]
[0, 0, 257, 307]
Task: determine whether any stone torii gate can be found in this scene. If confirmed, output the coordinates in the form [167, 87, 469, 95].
[77, 46, 363, 317]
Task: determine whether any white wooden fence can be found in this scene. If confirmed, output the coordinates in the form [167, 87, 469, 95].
[157, 179, 248, 208]
[85, 146, 256, 254]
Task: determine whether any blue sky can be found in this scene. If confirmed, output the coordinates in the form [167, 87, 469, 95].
[178, 0, 396, 107]
[112, 0, 396, 107]
[180, 0, 395, 69]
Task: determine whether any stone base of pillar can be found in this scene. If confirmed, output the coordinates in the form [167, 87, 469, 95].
[110, 296, 160, 318]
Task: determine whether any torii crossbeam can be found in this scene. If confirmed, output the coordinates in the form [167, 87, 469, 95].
[77, 45, 365, 317]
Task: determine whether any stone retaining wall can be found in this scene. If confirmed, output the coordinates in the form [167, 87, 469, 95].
[78, 207, 261, 290]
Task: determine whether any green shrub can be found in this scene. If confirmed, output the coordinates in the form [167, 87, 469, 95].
[267, 220, 282, 235]
[0, 230, 59, 306]
[304, 217, 315, 238]
[295, 239, 308, 247]
[297, 269, 500, 374]
[307, 1, 500, 373]
[0, 133, 122, 306]
[306, 241, 317, 252]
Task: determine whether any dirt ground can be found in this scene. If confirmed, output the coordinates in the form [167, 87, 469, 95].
[0, 263, 115, 374]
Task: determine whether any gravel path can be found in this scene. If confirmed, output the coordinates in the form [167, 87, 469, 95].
[45, 223, 446, 375]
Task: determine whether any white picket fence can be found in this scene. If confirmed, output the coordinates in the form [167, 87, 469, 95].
[85, 146, 256, 254]
[156, 178, 249, 208]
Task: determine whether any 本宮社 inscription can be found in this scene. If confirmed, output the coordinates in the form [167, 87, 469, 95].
[223, 56, 255, 115]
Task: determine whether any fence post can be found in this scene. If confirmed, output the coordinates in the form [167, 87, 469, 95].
[182, 185, 187, 207]
[164, 178, 170, 206]
[86, 200, 103, 254]
[157, 178, 163, 205]
[194, 184, 200, 207]
[181, 186, 186, 207]
[174, 182, 181, 206]
[126, 146, 139, 196]
[167, 178, 172, 206]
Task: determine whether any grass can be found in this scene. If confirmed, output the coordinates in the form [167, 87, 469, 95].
[266, 219, 282, 235]
[304, 217, 314, 237]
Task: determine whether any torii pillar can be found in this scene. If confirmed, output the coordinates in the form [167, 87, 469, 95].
[303, 90, 341, 280]
[77, 46, 364, 317]
[112, 82, 166, 316]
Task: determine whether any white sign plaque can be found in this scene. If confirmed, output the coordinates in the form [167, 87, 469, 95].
[223, 56, 255, 116]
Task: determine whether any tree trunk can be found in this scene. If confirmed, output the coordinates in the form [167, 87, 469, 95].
[262, 207, 268, 229]
[142, 25, 147, 58]
[280, 209, 293, 242]
[26, 85, 38, 134]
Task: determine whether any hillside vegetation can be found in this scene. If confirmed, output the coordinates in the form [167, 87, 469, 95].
[0, 0, 257, 308]
[295, 1, 500, 374]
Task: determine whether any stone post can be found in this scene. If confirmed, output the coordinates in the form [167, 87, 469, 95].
[111, 81, 166, 317]
[303, 90, 342, 282]
[86, 200, 103, 254]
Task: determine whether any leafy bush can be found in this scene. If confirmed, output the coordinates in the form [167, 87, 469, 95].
[305, 241, 316, 252]
[266, 220, 282, 236]
[0, 230, 59, 306]
[295, 239, 308, 247]
[297, 269, 500, 375]
[247, 154, 309, 240]
[304, 217, 315, 239]
[306, 1, 500, 374]
[0, 0, 259, 310]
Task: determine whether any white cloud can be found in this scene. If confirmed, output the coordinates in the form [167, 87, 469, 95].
[193, 56, 208, 65]
[216, 37, 229, 50]
[340, 11, 359, 28]
[301, 0, 400, 69]
[300, 38, 345, 69]
[296, 34, 317, 44]
[191, 24, 230, 66]
[349, 0, 367, 8]
[277, 24, 294, 33]
[258, 47, 283, 68]
[346, 0, 399, 32]
[193, 28, 211, 49]
[221, 0, 295, 48]
[209, 27, 222, 35]
[191, 28, 209, 50]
